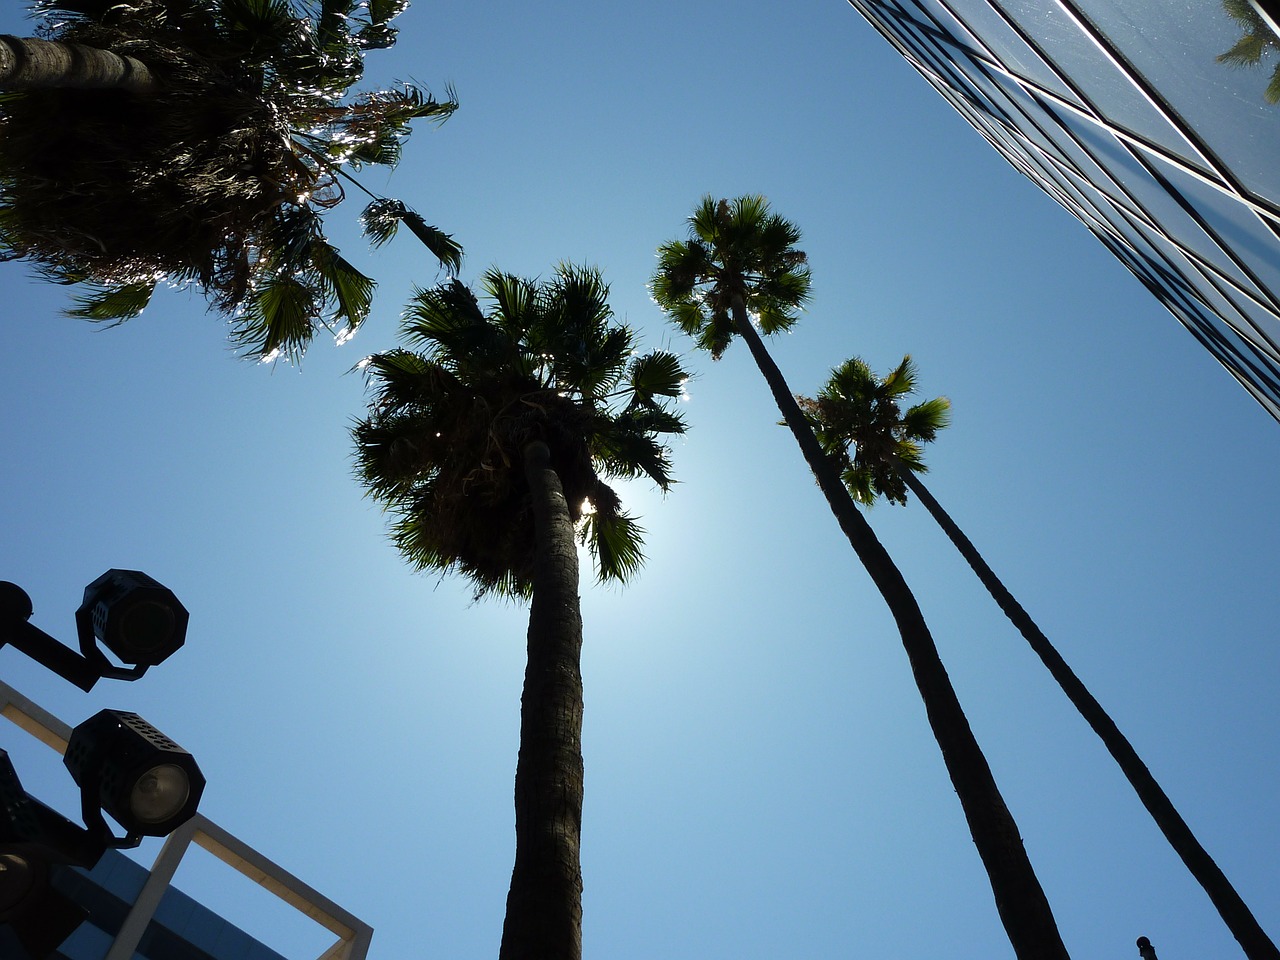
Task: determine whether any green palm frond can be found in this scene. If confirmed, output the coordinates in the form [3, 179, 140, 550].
[841, 463, 880, 507]
[309, 239, 375, 331]
[902, 396, 952, 442]
[357, 197, 405, 247]
[594, 417, 680, 489]
[883, 355, 919, 397]
[234, 274, 318, 360]
[580, 505, 646, 585]
[626, 350, 687, 405]
[66, 280, 155, 322]
[1219, 33, 1268, 65]
[668, 296, 710, 341]
[402, 280, 496, 360]
[359, 198, 462, 274]
[398, 211, 463, 274]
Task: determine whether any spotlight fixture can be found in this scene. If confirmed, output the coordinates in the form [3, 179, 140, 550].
[64, 710, 205, 847]
[0, 751, 95, 959]
[0, 570, 188, 690]
[76, 569, 189, 674]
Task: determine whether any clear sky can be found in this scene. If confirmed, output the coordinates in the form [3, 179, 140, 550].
[2, 2, 1278, 959]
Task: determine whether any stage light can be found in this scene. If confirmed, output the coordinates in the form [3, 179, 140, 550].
[0, 570, 187, 690]
[0, 751, 93, 959]
[76, 569, 188, 671]
[64, 710, 205, 846]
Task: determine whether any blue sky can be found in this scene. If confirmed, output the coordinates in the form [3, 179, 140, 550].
[2, 2, 1278, 959]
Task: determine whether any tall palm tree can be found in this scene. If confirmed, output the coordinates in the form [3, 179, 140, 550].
[353, 265, 688, 960]
[651, 195, 1070, 960]
[0, 0, 461, 360]
[803, 355, 1280, 960]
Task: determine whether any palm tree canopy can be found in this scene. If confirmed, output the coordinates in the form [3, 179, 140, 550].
[354, 264, 688, 598]
[0, 0, 461, 360]
[800, 355, 951, 506]
[650, 195, 811, 359]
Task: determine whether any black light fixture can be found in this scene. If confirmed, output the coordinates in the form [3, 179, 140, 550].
[0, 570, 204, 958]
[64, 710, 205, 848]
[0, 751, 95, 960]
[0, 570, 188, 690]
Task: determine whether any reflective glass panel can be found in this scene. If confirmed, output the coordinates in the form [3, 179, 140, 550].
[1146, 149, 1280, 307]
[1057, 106, 1264, 289]
[915, 0, 1088, 102]
[1070, 0, 1280, 202]
[996, 0, 1205, 158]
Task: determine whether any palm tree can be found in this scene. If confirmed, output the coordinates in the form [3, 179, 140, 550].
[353, 265, 688, 960]
[1218, 0, 1280, 104]
[803, 355, 1280, 960]
[651, 195, 1070, 960]
[0, 0, 462, 360]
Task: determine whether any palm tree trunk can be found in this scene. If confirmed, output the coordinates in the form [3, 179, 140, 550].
[727, 296, 1069, 959]
[0, 36, 155, 92]
[898, 467, 1280, 960]
[499, 440, 585, 960]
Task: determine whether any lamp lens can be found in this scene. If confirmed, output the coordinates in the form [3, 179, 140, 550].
[129, 764, 190, 824]
[118, 600, 176, 654]
[0, 853, 36, 912]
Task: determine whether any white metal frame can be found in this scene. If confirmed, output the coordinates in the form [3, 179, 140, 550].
[0, 679, 372, 960]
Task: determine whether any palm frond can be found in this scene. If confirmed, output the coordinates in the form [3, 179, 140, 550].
[626, 350, 688, 405]
[359, 197, 462, 274]
[66, 280, 155, 321]
[309, 239, 375, 331]
[580, 502, 646, 585]
[234, 274, 318, 360]
[399, 210, 463, 274]
[401, 280, 499, 364]
[902, 396, 952, 442]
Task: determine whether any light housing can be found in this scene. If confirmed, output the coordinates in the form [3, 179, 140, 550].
[0, 751, 94, 959]
[76, 570, 189, 673]
[64, 710, 204, 845]
[0, 570, 188, 691]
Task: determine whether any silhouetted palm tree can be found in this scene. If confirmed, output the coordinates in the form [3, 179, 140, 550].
[0, 0, 461, 360]
[803, 354, 1280, 960]
[354, 265, 687, 960]
[651, 195, 1070, 960]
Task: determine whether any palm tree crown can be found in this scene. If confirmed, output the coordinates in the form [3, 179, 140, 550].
[0, 0, 461, 359]
[651, 194, 811, 358]
[801, 355, 951, 506]
[354, 264, 688, 597]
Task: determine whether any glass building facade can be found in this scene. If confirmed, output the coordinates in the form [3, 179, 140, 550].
[845, 0, 1280, 420]
[41, 850, 286, 960]
[0, 849, 291, 960]
[0, 681, 370, 960]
